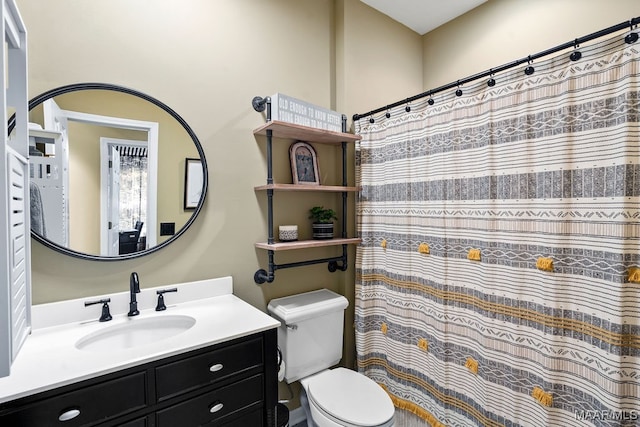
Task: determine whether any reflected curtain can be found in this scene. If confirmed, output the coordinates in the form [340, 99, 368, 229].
[119, 154, 147, 235]
[355, 33, 640, 426]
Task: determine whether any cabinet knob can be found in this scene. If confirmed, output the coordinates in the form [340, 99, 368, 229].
[58, 408, 81, 421]
[209, 402, 224, 413]
[209, 363, 224, 372]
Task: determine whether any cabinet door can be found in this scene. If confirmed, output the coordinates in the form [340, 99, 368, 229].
[0, 372, 147, 426]
[155, 374, 263, 426]
[0, 0, 29, 380]
[155, 336, 263, 401]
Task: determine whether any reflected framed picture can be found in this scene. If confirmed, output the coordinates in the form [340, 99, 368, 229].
[184, 158, 203, 210]
[290, 141, 320, 185]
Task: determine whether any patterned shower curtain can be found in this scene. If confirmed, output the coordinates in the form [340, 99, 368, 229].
[355, 33, 640, 427]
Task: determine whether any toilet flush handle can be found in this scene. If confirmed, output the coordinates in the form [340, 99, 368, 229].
[286, 324, 298, 331]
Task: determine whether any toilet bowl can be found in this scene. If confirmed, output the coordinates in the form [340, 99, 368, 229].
[267, 289, 396, 427]
[300, 368, 395, 427]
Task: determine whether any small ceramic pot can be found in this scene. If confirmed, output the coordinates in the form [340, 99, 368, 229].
[279, 225, 298, 241]
[312, 222, 334, 240]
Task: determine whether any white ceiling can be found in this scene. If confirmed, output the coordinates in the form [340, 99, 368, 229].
[360, 0, 487, 35]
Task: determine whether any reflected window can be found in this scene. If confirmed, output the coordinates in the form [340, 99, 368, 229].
[118, 145, 148, 243]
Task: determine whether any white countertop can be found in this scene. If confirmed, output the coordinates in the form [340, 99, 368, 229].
[0, 276, 280, 404]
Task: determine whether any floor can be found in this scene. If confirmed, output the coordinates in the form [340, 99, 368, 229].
[290, 409, 426, 426]
[394, 410, 428, 426]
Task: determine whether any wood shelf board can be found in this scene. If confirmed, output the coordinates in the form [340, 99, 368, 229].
[253, 120, 361, 144]
[254, 183, 360, 192]
[255, 237, 361, 251]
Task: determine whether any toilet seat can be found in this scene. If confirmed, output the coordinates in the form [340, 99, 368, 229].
[306, 368, 395, 427]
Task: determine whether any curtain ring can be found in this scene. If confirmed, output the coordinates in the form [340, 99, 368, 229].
[428, 91, 435, 105]
[625, 21, 639, 44]
[525, 56, 535, 75]
[455, 81, 463, 97]
[385, 106, 391, 118]
[405, 100, 411, 113]
[570, 39, 582, 61]
[487, 70, 496, 87]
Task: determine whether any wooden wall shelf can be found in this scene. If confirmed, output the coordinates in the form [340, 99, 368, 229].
[253, 120, 361, 145]
[255, 238, 361, 251]
[251, 96, 360, 284]
[254, 183, 361, 192]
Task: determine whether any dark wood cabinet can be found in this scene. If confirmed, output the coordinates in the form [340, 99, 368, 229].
[118, 418, 148, 427]
[155, 335, 264, 402]
[156, 374, 263, 426]
[0, 372, 147, 426]
[0, 329, 277, 427]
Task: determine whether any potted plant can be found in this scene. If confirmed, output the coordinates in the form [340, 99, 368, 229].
[309, 206, 337, 239]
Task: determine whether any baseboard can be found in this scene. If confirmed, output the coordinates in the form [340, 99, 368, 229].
[289, 407, 306, 425]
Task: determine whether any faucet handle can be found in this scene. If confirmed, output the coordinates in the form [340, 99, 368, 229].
[84, 298, 113, 322]
[155, 288, 178, 311]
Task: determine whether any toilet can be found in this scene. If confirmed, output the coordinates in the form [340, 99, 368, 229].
[268, 289, 395, 427]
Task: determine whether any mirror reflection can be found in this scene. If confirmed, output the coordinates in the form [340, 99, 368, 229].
[24, 84, 207, 260]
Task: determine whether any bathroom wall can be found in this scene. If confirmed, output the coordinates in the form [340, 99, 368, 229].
[19, 0, 635, 317]
[329, 0, 424, 367]
[16, 0, 634, 415]
[17, 0, 422, 378]
[422, 0, 640, 90]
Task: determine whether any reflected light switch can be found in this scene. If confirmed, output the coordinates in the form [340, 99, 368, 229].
[160, 222, 175, 236]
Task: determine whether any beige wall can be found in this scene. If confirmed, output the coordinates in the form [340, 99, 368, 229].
[20, 0, 636, 305]
[18, 0, 630, 412]
[423, 0, 639, 90]
[333, 0, 424, 368]
[336, 0, 424, 121]
[22, 0, 337, 304]
[18, 0, 421, 392]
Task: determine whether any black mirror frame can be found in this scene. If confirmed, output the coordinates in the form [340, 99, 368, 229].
[10, 82, 208, 261]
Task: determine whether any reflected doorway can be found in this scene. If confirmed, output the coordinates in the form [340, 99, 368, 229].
[41, 98, 159, 256]
[101, 138, 154, 256]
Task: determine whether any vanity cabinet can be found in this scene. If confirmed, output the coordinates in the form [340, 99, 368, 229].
[0, 329, 277, 426]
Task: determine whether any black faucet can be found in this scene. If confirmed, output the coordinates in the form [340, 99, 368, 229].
[128, 272, 140, 316]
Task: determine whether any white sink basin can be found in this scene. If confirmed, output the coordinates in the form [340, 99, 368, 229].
[75, 315, 196, 352]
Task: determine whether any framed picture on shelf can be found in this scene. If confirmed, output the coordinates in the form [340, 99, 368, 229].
[184, 158, 203, 210]
[290, 141, 320, 185]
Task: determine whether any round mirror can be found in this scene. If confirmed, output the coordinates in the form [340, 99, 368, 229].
[15, 83, 208, 261]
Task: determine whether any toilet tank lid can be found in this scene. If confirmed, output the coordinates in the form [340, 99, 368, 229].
[267, 289, 349, 323]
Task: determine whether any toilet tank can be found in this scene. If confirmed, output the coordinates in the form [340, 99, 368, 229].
[267, 289, 349, 383]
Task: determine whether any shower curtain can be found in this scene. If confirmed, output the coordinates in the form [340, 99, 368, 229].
[355, 33, 640, 427]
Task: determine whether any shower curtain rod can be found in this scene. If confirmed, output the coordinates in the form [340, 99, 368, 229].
[353, 16, 640, 121]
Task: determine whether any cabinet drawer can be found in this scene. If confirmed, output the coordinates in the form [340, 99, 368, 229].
[155, 336, 263, 401]
[0, 372, 146, 426]
[219, 407, 263, 426]
[155, 374, 263, 426]
[117, 417, 147, 427]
